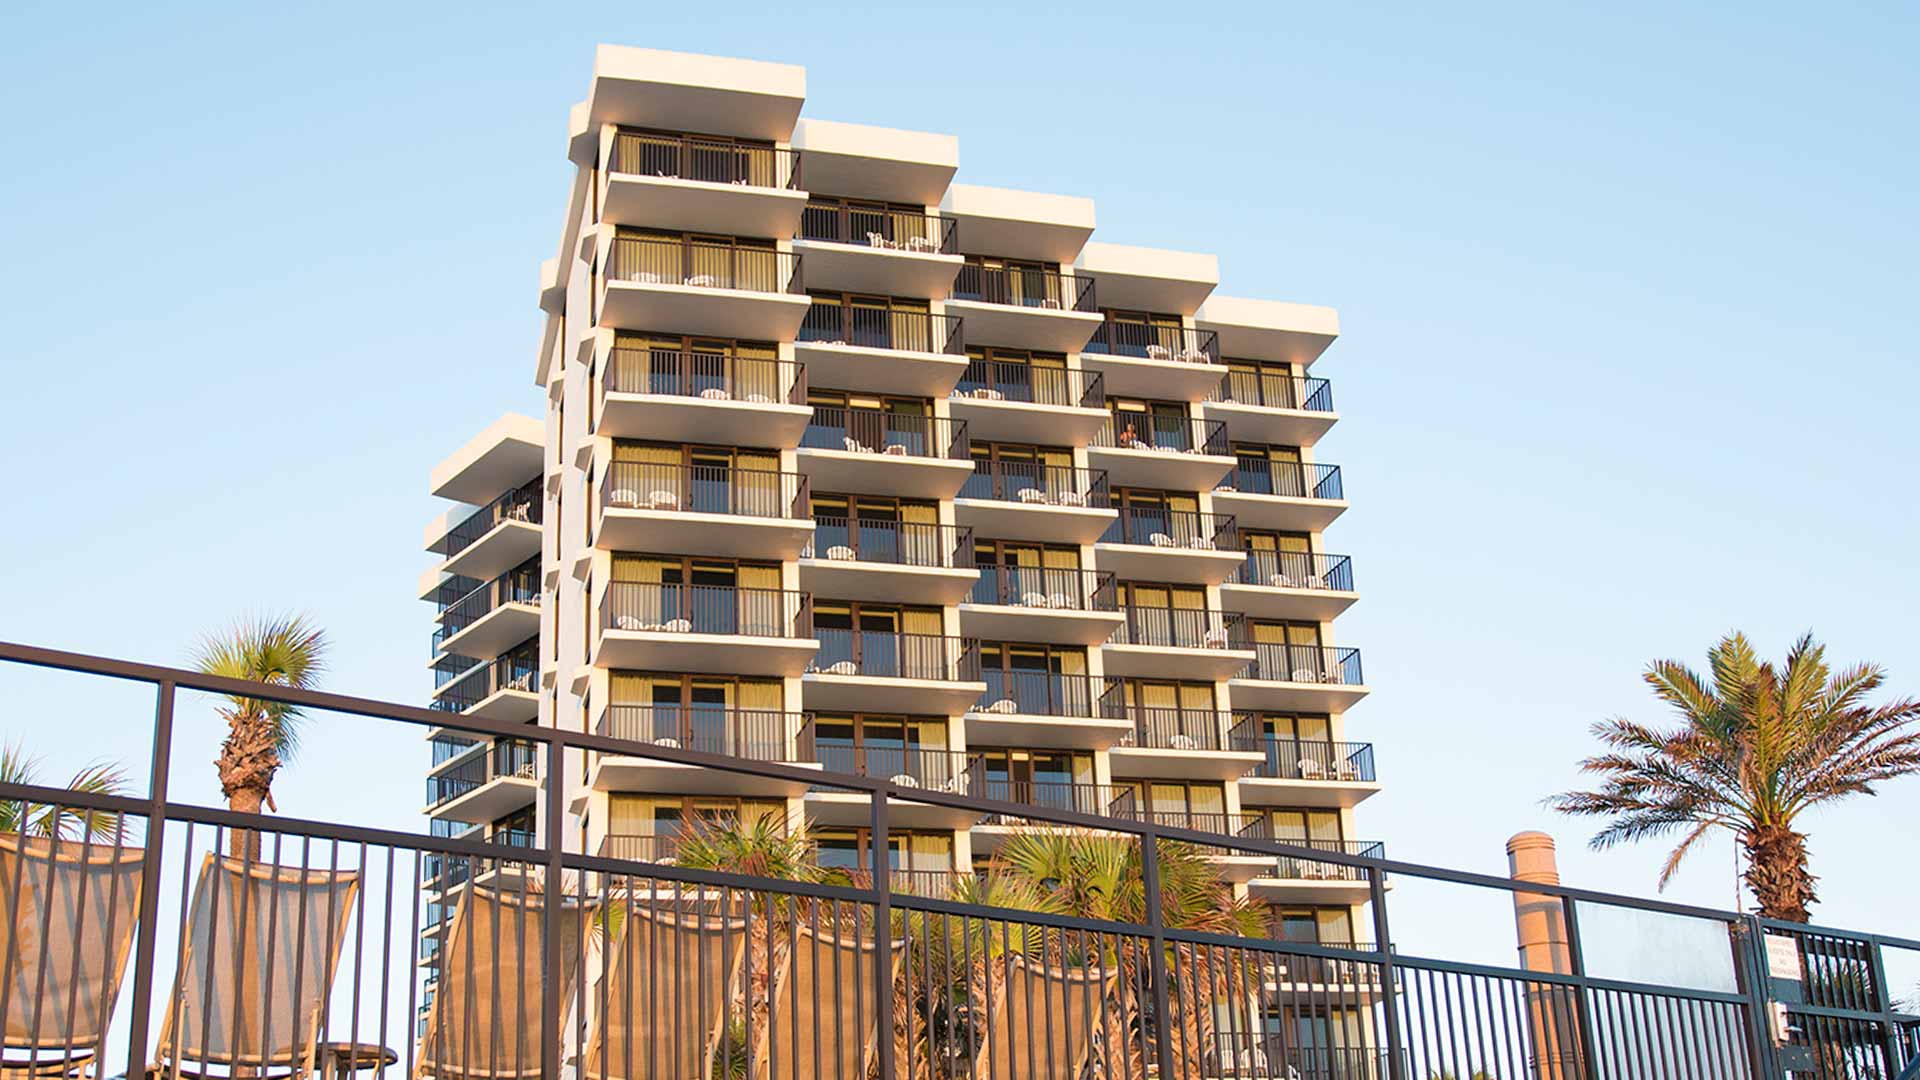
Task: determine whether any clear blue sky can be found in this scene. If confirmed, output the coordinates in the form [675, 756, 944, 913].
[2, 0, 1916, 960]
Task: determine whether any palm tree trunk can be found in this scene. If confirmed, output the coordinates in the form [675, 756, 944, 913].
[218, 716, 281, 862]
[227, 786, 266, 861]
[1744, 825, 1817, 922]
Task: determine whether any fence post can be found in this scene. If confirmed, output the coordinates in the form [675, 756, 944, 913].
[1558, 895, 1602, 1080]
[540, 737, 566, 1080]
[869, 785, 896, 1080]
[1138, 827, 1178, 1080]
[1867, 932, 1902, 1078]
[1367, 867, 1407, 1080]
[121, 680, 176, 1080]
[1735, 915, 1785, 1080]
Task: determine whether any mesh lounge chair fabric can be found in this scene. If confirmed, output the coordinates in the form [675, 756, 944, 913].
[977, 955, 1122, 1080]
[415, 885, 587, 1080]
[582, 903, 746, 1080]
[153, 855, 360, 1079]
[756, 921, 906, 1080]
[0, 835, 144, 1074]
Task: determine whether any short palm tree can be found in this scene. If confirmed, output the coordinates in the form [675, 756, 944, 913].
[0, 743, 128, 842]
[1551, 632, 1920, 922]
[191, 613, 329, 859]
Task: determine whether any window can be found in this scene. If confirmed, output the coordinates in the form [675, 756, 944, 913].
[811, 493, 942, 565]
[1121, 679, 1218, 747]
[1233, 443, 1305, 496]
[814, 828, 953, 878]
[1116, 581, 1208, 648]
[1109, 397, 1194, 452]
[1122, 780, 1228, 832]
[813, 602, 947, 678]
[801, 293, 936, 351]
[611, 229, 780, 290]
[805, 390, 936, 455]
[812, 713, 952, 782]
[1251, 620, 1326, 681]
[608, 555, 784, 635]
[1096, 309, 1185, 357]
[1270, 905, 1357, 948]
[1224, 358, 1299, 408]
[607, 333, 778, 399]
[960, 347, 1070, 405]
[800, 197, 934, 247]
[974, 748, 1097, 810]
[605, 795, 785, 859]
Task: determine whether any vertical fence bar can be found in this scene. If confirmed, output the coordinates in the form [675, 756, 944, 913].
[1368, 867, 1407, 1080]
[121, 680, 176, 1080]
[540, 738, 565, 1080]
[1868, 933, 1903, 1077]
[1138, 826, 1178, 1080]
[1559, 896, 1602, 1080]
[869, 784, 895, 1080]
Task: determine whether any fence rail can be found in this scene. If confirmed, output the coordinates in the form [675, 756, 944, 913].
[610, 129, 800, 189]
[798, 203, 955, 253]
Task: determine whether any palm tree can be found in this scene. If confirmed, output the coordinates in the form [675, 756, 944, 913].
[0, 743, 129, 842]
[191, 613, 329, 859]
[1550, 632, 1920, 922]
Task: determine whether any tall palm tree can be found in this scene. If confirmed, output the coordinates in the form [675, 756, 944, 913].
[0, 743, 129, 842]
[191, 613, 329, 859]
[1550, 632, 1920, 922]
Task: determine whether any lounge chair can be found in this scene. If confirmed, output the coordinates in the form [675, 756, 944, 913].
[415, 884, 587, 1080]
[0, 835, 144, 1079]
[976, 954, 1121, 1080]
[580, 903, 747, 1080]
[756, 921, 906, 1080]
[151, 856, 362, 1080]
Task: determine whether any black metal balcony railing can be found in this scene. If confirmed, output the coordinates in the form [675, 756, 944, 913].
[424, 738, 538, 807]
[973, 669, 1125, 720]
[1100, 507, 1238, 552]
[1118, 708, 1255, 753]
[885, 868, 961, 898]
[801, 407, 969, 460]
[597, 833, 686, 864]
[968, 565, 1116, 612]
[429, 478, 542, 558]
[798, 203, 956, 254]
[431, 652, 480, 690]
[1209, 371, 1335, 413]
[436, 564, 539, 643]
[608, 236, 802, 294]
[1083, 322, 1220, 364]
[1113, 606, 1247, 652]
[814, 744, 978, 794]
[1121, 808, 1266, 839]
[600, 582, 813, 640]
[1267, 840, 1388, 882]
[434, 648, 539, 713]
[600, 461, 809, 520]
[1092, 412, 1230, 457]
[610, 129, 800, 189]
[959, 460, 1110, 509]
[1244, 644, 1366, 687]
[805, 517, 972, 568]
[798, 302, 964, 355]
[811, 629, 980, 683]
[1219, 460, 1345, 501]
[1251, 737, 1377, 783]
[952, 264, 1096, 312]
[954, 360, 1105, 409]
[595, 705, 810, 763]
[603, 348, 806, 406]
[979, 779, 1136, 823]
[1233, 550, 1355, 592]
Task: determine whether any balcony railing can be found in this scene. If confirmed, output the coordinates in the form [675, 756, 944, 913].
[1219, 460, 1345, 501]
[1232, 550, 1355, 592]
[1091, 412, 1229, 457]
[1244, 644, 1365, 687]
[1266, 840, 1387, 882]
[610, 129, 800, 189]
[1113, 606, 1247, 652]
[1118, 708, 1256, 753]
[798, 302, 964, 354]
[952, 265, 1096, 312]
[436, 563, 539, 644]
[603, 347, 806, 406]
[812, 629, 980, 682]
[1083, 322, 1219, 364]
[954, 360, 1105, 409]
[805, 517, 972, 568]
[973, 670, 1125, 720]
[979, 779, 1136, 824]
[433, 648, 539, 714]
[1214, 1040, 1389, 1079]
[885, 868, 960, 898]
[814, 744, 978, 794]
[798, 203, 956, 254]
[608, 236, 802, 294]
[595, 705, 813, 763]
[429, 479, 542, 558]
[1120, 808, 1267, 839]
[959, 461, 1109, 509]
[431, 652, 479, 690]
[801, 407, 969, 460]
[1249, 736, 1376, 783]
[968, 565, 1116, 612]
[1209, 371, 1335, 413]
[424, 738, 538, 807]
[1100, 507, 1238, 552]
[601, 461, 809, 520]
[601, 582, 813, 639]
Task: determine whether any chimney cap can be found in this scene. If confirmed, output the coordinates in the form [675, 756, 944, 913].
[1506, 831, 1558, 853]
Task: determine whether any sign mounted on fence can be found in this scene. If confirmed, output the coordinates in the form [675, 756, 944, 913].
[1764, 933, 1805, 982]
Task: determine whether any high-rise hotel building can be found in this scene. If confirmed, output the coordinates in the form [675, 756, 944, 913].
[419, 45, 1379, 1005]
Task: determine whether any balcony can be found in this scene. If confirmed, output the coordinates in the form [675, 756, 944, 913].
[433, 564, 539, 663]
[601, 236, 810, 339]
[1086, 413, 1235, 491]
[596, 582, 818, 676]
[799, 518, 978, 604]
[794, 303, 967, 397]
[1230, 645, 1369, 712]
[430, 648, 539, 723]
[1219, 550, 1359, 622]
[1109, 709, 1263, 780]
[425, 739, 540, 824]
[965, 671, 1132, 749]
[1247, 840, 1386, 904]
[585, 705, 818, 798]
[600, 130, 807, 236]
[959, 566, 1121, 646]
[955, 462, 1115, 546]
[1106, 606, 1254, 680]
[792, 203, 962, 297]
[1239, 737, 1380, 809]
[948, 361, 1108, 444]
[973, 780, 1136, 850]
[1211, 461, 1348, 533]
[808, 746, 985, 829]
[1079, 323, 1223, 400]
[1093, 509, 1244, 585]
[427, 480, 541, 580]
[596, 462, 813, 560]
[595, 347, 811, 446]
[796, 409, 974, 500]
[1202, 371, 1338, 447]
[803, 630, 987, 715]
[947, 266, 1103, 353]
